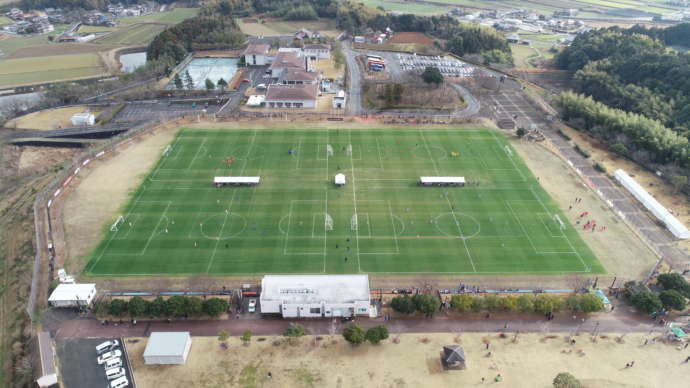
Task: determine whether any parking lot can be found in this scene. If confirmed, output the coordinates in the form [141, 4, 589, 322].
[57, 338, 134, 388]
[395, 53, 479, 77]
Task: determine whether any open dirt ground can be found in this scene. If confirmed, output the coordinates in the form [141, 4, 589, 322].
[511, 138, 657, 280]
[558, 124, 690, 254]
[7, 107, 102, 130]
[18, 146, 80, 175]
[127, 332, 690, 388]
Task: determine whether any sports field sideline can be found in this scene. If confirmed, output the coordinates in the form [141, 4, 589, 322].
[84, 128, 604, 276]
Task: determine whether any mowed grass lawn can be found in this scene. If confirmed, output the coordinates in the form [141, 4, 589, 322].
[95, 23, 168, 45]
[0, 53, 106, 88]
[84, 128, 604, 276]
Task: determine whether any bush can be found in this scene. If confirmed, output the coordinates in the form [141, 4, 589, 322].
[365, 325, 390, 344]
[283, 323, 306, 338]
[557, 128, 571, 140]
[412, 294, 441, 317]
[659, 289, 687, 311]
[553, 372, 581, 388]
[578, 294, 605, 313]
[574, 144, 591, 158]
[343, 324, 366, 345]
[593, 162, 606, 173]
[657, 273, 690, 297]
[148, 297, 165, 317]
[517, 295, 535, 313]
[108, 299, 128, 316]
[632, 291, 662, 315]
[241, 329, 252, 344]
[164, 295, 187, 317]
[203, 298, 229, 317]
[390, 296, 416, 314]
[450, 294, 475, 312]
[218, 329, 230, 342]
[127, 296, 146, 317]
[421, 66, 443, 85]
[516, 127, 527, 138]
[609, 143, 628, 157]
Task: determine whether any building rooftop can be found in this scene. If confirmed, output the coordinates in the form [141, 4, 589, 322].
[243, 43, 270, 56]
[261, 275, 370, 304]
[143, 332, 191, 357]
[265, 83, 318, 101]
[304, 43, 331, 50]
[281, 68, 319, 82]
[270, 51, 305, 70]
[48, 283, 95, 302]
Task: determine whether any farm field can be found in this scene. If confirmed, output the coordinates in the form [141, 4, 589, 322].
[0, 52, 106, 88]
[118, 8, 199, 25]
[355, 0, 447, 14]
[236, 18, 339, 37]
[84, 128, 603, 276]
[94, 23, 167, 46]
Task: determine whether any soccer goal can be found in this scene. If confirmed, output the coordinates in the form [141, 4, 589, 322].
[504, 145, 513, 157]
[325, 213, 334, 231]
[326, 144, 334, 158]
[346, 144, 353, 156]
[553, 214, 565, 231]
[110, 216, 124, 232]
[163, 145, 172, 157]
[351, 214, 358, 231]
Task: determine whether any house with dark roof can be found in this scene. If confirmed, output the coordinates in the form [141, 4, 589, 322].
[269, 51, 306, 79]
[243, 43, 271, 66]
[264, 83, 318, 108]
[304, 43, 331, 60]
[280, 68, 319, 85]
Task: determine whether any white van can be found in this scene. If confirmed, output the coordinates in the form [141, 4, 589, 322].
[104, 357, 122, 370]
[105, 367, 125, 380]
[96, 340, 119, 355]
[110, 376, 129, 388]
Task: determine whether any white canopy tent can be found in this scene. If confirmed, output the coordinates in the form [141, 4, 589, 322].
[614, 169, 690, 239]
[48, 283, 96, 307]
[335, 173, 346, 186]
[419, 176, 465, 186]
[214, 176, 261, 186]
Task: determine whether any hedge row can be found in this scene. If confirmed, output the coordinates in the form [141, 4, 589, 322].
[93, 295, 229, 319]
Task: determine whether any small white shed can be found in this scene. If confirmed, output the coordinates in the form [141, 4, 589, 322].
[143, 332, 192, 365]
[70, 112, 95, 126]
[48, 283, 96, 307]
[332, 90, 346, 109]
[335, 173, 346, 187]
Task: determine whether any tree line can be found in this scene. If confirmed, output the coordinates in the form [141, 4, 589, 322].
[93, 295, 230, 318]
[625, 272, 690, 314]
[449, 293, 604, 314]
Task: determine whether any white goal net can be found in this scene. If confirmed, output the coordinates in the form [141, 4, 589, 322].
[351, 214, 358, 231]
[553, 214, 565, 230]
[326, 144, 334, 157]
[346, 144, 353, 156]
[325, 213, 334, 231]
[110, 216, 124, 232]
[163, 145, 172, 157]
[504, 145, 513, 157]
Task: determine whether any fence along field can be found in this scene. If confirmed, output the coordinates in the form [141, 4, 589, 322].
[84, 128, 604, 276]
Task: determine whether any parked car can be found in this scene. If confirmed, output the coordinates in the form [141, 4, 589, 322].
[105, 367, 125, 380]
[110, 376, 129, 388]
[104, 357, 122, 370]
[256, 83, 267, 90]
[97, 349, 122, 365]
[96, 340, 119, 355]
[242, 79, 251, 83]
[248, 299, 257, 313]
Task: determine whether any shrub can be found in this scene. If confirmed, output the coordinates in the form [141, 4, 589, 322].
[450, 294, 475, 312]
[283, 323, 306, 338]
[517, 295, 535, 313]
[241, 329, 252, 344]
[593, 162, 606, 173]
[218, 329, 230, 342]
[127, 296, 146, 317]
[553, 372, 581, 388]
[343, 324, 366, 345]
[657, 273, 690, 297]
[609, 143, 628, 157]
[390, 296, 416, 314]
[632, 291, 662, 315]
[108, 299, 128, 316]
[148, 297, 165, 317]
[574, 144, 591, 158]
[659, 289, 687, 311]
[412, 294, 441, 317]
[203, 298, 229, 317]
[365, 325, 389, 344]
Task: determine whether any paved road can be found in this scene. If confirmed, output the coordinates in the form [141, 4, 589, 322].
[342, 41, 364, 116]
[489, 89, 688, 271]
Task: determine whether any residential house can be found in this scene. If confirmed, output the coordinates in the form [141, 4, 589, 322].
[243, 43, 271, 66]
[304, 43, 331, 60]
[264, 83, 319, 108]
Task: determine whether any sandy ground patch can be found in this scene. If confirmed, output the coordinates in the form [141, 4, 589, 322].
[8, 107, 102, 130]
[511, 138, 656, 279]
[61, 124, 180, 273]
[126, 332, 690, 388]
[313, 58, 345, 80]
[18, 146, 80, 175]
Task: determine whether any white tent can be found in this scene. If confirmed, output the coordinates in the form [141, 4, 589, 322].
[335, 173, 346, 186]
[48, 283, 96, 307]
[214, 176, 261, 186]
[247, 95, 265, 107]
[614, 169, 690, 239]
[70, 112, 95, 126]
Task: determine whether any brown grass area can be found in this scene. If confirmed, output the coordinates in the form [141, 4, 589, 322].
[364, 81, 464, 110]
[312, 58, 344, 80]
[389, 32, 434, 45]
[126, 332, 690, 388]
[7, 43, 115, 59]
[557, 124, 690, 254]
[7, 107, 102, 130]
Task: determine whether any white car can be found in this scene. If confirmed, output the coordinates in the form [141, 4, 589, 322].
[97, 349, 122, 365]
[96, 340, 119, 355]
[248, 299, 257, 313]
[105, 367, 125, 380]
[110, 376, 129, 388]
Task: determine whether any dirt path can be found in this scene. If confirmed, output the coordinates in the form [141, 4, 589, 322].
[122, 332, 689, 388]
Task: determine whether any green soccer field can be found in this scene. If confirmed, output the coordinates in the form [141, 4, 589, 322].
[84, 128, 604, 276]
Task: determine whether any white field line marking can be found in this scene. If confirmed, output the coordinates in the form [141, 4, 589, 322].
[529, 186, 590, 271]
[92, 268, 593, 276]
[421, 130, 476, 271]
[349, 130, 362, 273]
[489, 130, 527, 181]
[117, 214, 140, 239]
[294, 137, 302, 169]
[312, 213, 318, 238]
[283, 200, 294, 255]
[206, 130, 256, 273]
[324, 189, 328, 273]
[387, 200, 400, 254]
[187, 138, 207, 170]
[376, 138, 384, 169]
[148, 135, 184, 181]
[139, 202, 172, 255]
[538, 213, 565, 238]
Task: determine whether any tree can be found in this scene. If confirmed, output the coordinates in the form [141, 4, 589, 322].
[184, 70, 194, 90]
[390, 296, 416, 314]
[659, 290, 687, 311]
[517, 295, 535, 313]
[484, 295, 502, 312]
[578, 294, 604, 313]
[173, 73, 183, 89]
[203, 298, 229, 317]
[501, 295, 519, 312]
[413, 294, 441, 317]
[657, 273, 690, 297]
[671, 175, 688, 194]
[149, 297, 165, 317]
[128, 296, 146, 317]
[365, 325, 389, 344]
[343, 323, 366, 345]
[165, 295, 187, 317]
[205, 78, 215, 90]
[553, 372, 582, 388]
[283, 323, 306, 338]
[218, 329, 230, 342]
[609, 143, 628, 157]
[516, 127, 527, 138]
[632, 291, 662, 315]
[185, 297, 204, 316]
[241, 329, 252, 344]
[93, 301, 109, 317]
[108, 299, 128, 316]
[392, 83, 404, 103]
[450, 294, 475, 312]
[421, 66, 443, 85]
[216, 77, 228, 91]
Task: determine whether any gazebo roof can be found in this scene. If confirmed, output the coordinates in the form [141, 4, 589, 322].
[442, 345, 465, 363]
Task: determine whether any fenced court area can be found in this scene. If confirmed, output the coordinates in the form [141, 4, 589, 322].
[84, 128, 604, 276]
